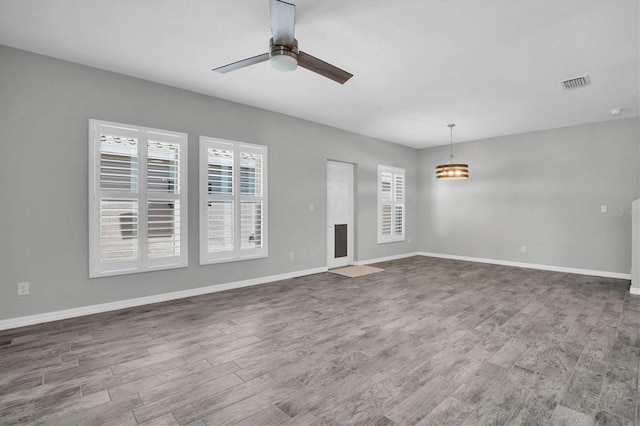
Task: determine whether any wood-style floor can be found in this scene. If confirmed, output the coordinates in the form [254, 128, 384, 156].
[1, 256, 638, 425]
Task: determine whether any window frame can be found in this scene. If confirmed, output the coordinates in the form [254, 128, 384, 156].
[377, 164, 406, 244]
[88, 119, 188, 278]
[199, 136, 268, 265]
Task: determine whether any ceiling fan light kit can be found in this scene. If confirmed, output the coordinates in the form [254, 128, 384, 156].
[212, 0, 353, 84]
[269, 38, 298, 71]
[435, 124, 469, 180]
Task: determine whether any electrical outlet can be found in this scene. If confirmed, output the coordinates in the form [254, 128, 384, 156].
[17, 282, 29, 296]
[601, 205, 608, 214]
[289, 251, 294, 261]
[521, 246, 527, 253]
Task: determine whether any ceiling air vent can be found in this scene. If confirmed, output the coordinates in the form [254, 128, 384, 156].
[561, 75, 590, 89]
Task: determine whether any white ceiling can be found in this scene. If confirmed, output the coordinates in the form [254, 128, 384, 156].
[0, 0, 638, 148]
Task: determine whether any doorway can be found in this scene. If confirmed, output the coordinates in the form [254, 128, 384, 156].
[327, 161, 354, 269]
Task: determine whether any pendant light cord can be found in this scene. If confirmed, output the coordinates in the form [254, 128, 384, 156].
[449, 124, 454, 163]
[445, 123, 455, 164]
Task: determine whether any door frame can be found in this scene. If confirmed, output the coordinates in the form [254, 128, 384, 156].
[326, 160, 354, 269]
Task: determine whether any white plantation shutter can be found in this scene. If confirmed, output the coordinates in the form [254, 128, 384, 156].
[394, 173, 405, 237]
[378, 165, 405, 243]
[206, 146, 234, 256]
[200, 137, 267, 264]
[89, 120, 188, 277]
[99, 199, 138, 262]
[394, 205, 404, 235]
[239, 150, 264, 251]
[147, 139, 183, 261]
[381, 204, 392, 236]
[98, 134, 139, 266]
[208, 201, 234, 252]
[147, 200, 181, 258]
[395, 175, 405, 201]
[380, 172, 392, 202]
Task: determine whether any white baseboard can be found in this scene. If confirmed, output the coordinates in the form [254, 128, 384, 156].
[419, 252, 631, 280]
[3, 253, 634, 331]
[354, 252, 420, 266]
[0, 266, 328, 331]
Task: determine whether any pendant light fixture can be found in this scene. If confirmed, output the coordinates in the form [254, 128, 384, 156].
[435, 123, 469, 180]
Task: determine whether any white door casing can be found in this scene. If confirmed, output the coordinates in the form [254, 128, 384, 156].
[327, 161, 354, 268]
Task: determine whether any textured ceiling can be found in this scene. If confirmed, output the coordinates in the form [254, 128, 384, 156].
[0, 0, 638, 148]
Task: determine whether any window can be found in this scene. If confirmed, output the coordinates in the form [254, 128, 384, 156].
[378, 165, 405, 243]
[200, 137, 267, 264]
[89, 119, 188, 277]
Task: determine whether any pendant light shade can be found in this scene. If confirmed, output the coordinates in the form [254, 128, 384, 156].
[435, 163, 469, 179]
[435, 124, 468, 180]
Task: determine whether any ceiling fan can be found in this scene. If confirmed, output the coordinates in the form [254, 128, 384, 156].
[212, 0, 353, 84]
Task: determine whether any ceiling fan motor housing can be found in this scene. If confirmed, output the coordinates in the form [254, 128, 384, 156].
[269, 37, 298, 60]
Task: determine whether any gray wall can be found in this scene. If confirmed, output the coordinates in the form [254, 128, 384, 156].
[419, 118, 640, 274]
[2, 43, 637, 322]
[0, 45, 418, 320]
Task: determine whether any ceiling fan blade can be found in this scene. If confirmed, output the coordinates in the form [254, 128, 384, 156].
[270, 0, 295, 46]
[297, 51, 353, 84]
[212, 53, 270, 73]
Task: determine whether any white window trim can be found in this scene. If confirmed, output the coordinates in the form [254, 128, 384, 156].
[89, 119, 188, 278]
[377, 164, 406, 244]
[199, 136, 268, 265]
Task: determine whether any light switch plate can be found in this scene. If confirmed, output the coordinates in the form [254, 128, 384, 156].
[17, 282, 29, 296]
